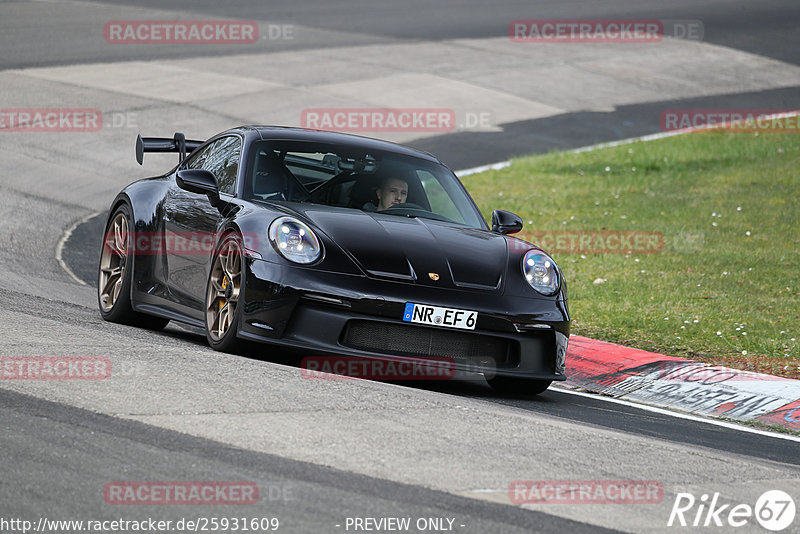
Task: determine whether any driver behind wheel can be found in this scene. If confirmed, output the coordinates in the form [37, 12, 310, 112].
[374, 176, 408, 211]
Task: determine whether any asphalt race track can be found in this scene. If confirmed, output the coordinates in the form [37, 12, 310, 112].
[1, 1, 799, 533]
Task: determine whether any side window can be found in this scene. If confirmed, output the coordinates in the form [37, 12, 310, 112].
[186, 136, 241, 196]
[186, 142, 214, 171]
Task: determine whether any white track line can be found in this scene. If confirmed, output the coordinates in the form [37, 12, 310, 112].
[55, 210, 101, 286]
[455, 160, 511, 177]
[552, 386, 800, 443]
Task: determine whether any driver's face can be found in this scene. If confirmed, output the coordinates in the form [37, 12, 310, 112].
[376, 178, 408, 210]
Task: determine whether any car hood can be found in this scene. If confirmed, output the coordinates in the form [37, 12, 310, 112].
[298, 207, 508, 291]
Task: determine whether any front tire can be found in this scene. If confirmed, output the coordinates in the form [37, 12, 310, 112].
[205, 233, 245, 352]
[488, 376, 552, 396]
[97, 204, 169, 330]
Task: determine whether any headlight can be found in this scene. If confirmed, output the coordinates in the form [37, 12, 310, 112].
[268, 217, 322, 264]
[522, 250, 560, 296]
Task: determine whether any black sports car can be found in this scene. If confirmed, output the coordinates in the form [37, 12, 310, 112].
[98, 126, 569, 394]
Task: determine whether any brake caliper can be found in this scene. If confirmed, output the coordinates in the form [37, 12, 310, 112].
[220, 276, 228, 310]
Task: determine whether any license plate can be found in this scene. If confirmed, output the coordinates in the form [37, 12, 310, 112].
[402, 303, 477, 330]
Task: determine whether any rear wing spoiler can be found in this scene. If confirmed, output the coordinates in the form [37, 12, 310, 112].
[135, 132, 204, 165]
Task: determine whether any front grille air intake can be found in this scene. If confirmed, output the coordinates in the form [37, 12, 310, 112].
[341, 320, 517, 367]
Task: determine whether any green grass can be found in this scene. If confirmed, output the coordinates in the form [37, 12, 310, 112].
[462, 126, 800, 378]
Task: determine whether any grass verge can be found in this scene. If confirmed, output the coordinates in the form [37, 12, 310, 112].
[463, 125, 799, 378]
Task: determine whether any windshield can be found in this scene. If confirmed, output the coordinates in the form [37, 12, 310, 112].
[243, 140, 487, 229]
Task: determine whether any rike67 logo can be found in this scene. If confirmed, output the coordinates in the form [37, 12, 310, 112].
[668, 490, 795, 531]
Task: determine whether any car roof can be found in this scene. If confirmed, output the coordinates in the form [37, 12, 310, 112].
[225, 125, 442, 164]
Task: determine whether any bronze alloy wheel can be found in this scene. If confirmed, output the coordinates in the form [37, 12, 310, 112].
[98, 211, 129, 312]
[206, 235, 242, 342]
[97, 204, 169, 330]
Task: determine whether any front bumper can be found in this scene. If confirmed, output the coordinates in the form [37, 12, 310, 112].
[237, 258, 570, 381]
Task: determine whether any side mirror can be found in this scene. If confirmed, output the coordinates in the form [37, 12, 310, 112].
[491, 209, 523, 235]
[177, 169, 223, 209]
[177, 169, 218, 195]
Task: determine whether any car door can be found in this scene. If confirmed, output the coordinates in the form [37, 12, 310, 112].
[163, 136, 242, 314]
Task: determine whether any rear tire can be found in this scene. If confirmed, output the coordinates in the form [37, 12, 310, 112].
[97, 203, 169, 330]
[488, 376, 552, 396]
